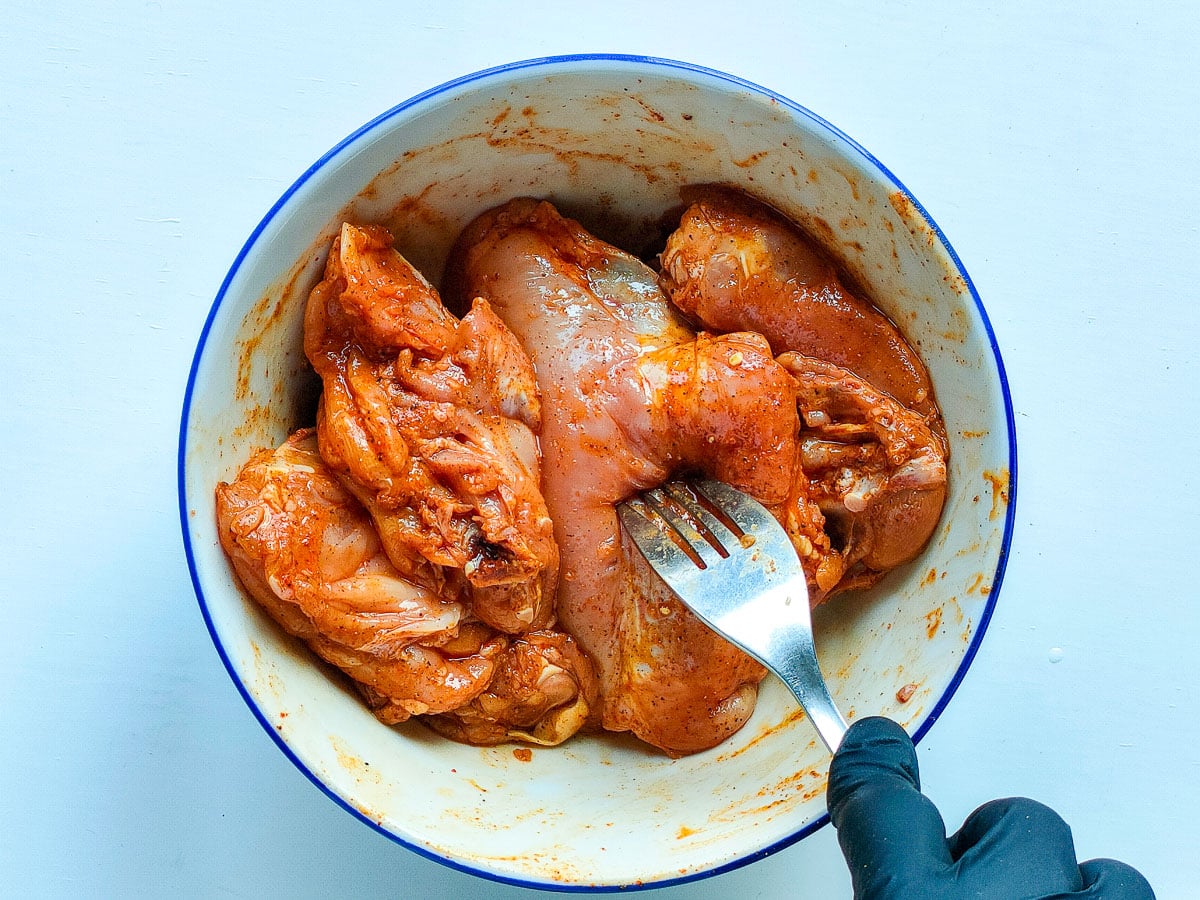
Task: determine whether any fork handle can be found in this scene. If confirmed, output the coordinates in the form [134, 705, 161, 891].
[773, 630, 849, 753]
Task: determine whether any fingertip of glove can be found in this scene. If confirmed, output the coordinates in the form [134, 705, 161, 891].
[828, 717, 920, 812]
[836, 717, 916, 771]
[841, 716, 911, 749]
[1079, 858, 1156, 899]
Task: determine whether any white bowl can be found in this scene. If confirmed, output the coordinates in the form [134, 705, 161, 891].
[179, 54, 1015, 890]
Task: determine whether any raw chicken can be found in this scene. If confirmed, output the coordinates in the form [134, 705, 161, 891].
[658, 189, 942, 430]
[446, 198, 808, 755]
[305, 223, 557, 634]
[426, 630, 598, 746]
[216, 430, 597, 743]
[215, 430, 499, 723]
[217, 190, 950, 757]
[659, 189, 948, 592]
[780, 353, 947, 589]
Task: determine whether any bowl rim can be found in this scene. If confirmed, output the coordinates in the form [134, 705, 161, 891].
[177, 52, 1018, 892]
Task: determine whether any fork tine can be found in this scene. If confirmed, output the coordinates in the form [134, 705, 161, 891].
[659, 481, 744, 548]
[617, 496, 703, 575]
[691, 478, 782, 540]
[643, 487, 729, 568]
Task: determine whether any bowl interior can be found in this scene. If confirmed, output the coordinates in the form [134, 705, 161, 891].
[181, 56, 1013, 890]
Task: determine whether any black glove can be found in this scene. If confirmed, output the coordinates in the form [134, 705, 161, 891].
[827, 717, 1154, 899]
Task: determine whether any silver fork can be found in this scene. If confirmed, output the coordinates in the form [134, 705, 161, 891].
[617, 477, 848, 752]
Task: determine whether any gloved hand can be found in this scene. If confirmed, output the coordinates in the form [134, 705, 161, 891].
[827, 717, 1154, 899]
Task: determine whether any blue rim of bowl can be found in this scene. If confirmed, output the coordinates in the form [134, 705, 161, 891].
[178, 52, 1017, 892]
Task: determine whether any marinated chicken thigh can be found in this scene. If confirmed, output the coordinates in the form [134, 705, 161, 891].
[659, 190, 948, 592]
[426, 630, 598, 746]
[216, 431, 595, 742]
[215, 430, 499, 723]
[658, 189, 942, 430]
[780, 353, 947, 591]
[305, 223, 558, 634]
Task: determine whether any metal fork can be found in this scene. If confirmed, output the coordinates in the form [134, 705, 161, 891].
[617, 478, 848, 752]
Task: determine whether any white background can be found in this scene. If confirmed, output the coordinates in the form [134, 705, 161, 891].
[2, 2, 1197, 897]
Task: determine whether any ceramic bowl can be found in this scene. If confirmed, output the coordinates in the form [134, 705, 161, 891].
[179, 54, 1015, 890]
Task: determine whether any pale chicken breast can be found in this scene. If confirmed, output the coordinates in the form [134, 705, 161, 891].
[447, 198, 809, 755]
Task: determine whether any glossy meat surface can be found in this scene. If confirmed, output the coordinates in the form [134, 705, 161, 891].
[215, 430, 498, 722]
[217, 429, 596, 742]
[305, 223, 557, 634]
[215, 221, 602, 744]
[781, 353, 947, 589]
[447, 199, 815, 754]
[426, 630, 599, 746]
[658, 190, 941, 427]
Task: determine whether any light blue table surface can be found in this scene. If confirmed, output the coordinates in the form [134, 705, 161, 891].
[3, 2, 1197, 896]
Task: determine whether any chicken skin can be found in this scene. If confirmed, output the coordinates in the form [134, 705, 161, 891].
[660, 190, 948, 592]
[446, 198, 812, 755]
[658, 189, 942, 431]
[780, 353, 947, 591]
[216, 431, 597, 742]
[215, 430, 501, 723]
[305, 223, 557, 634]
[426, 630, 599, 746]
